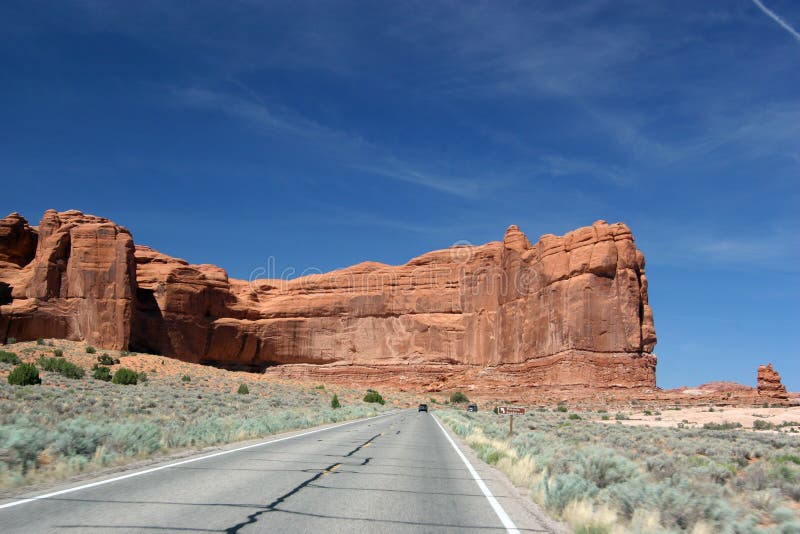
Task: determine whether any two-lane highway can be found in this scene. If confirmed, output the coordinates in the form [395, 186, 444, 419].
[0, 411, 553, 533]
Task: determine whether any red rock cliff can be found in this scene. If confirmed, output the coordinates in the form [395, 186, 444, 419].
[0, 210, 657, 388]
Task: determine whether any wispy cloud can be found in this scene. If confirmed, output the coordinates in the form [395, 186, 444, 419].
[175, 86, 488, 199]
[534, 155, 632, 187]
[642, 222, 800, 271]
[350, 164, 484, 198]
[751, 0, 800, 43]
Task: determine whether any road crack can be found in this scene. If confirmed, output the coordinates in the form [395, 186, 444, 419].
[224, 433, 381, 533]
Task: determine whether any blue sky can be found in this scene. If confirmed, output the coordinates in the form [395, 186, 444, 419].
[1, 1, 798, 390]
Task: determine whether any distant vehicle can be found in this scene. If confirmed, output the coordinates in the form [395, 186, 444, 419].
[418, 403, 428, 412]
[467, 403, 478, 412]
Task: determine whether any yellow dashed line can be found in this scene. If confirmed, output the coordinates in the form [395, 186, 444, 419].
[322, 463, 341, 475]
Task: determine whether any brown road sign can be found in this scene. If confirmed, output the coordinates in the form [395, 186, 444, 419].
[497, 406, 525, 415]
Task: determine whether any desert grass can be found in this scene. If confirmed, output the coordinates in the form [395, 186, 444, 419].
[439, 409, 800, 533]
[0, 341, 390, 491]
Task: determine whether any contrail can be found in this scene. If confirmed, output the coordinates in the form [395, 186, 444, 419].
[751, 0, 800, 43]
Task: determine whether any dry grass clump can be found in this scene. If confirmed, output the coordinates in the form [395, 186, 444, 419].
[440, 409, 800, 533]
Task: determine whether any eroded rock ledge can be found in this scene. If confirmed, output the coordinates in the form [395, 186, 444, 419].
[0, 210, 657, 389]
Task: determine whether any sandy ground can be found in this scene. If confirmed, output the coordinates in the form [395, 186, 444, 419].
[596, 404, 800, 431]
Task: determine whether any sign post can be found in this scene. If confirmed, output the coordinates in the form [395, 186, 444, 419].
[496, 406, 526, 436]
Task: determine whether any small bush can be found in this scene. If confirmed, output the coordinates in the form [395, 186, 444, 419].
[543, 473, 599, 514]
[450, 391, 469, 403]
[601, 415, 610, 421]
[36, 338, 45, 345]
[363, 389, 385, 404]
[331, 394, 341, 409]
[314, 384, 325, 390]
[0, 350, 20, 365]
[181, 374, 191, 382]
[137, 372, 148, 383]
[754, 419, 775, 431]
[557, 405, 568, 413]
[85, 346, 96, 354]
[112, 368, 138, 385]
[97, 353, 115, 365]
[6, 337, 16, 344]
[38, 357, 85, 379]
[119, 350, 130, 356]
[568, 413, 582, 420]
[53, 348, 63, 357]
[237, 383, 249, 395]
[615, 412, 629, 421]
[8, 363, 41, 385]
[91, 365, 112, 382]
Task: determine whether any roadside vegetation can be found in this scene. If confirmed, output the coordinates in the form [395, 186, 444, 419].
[0, 341, 390, 491]
[439, 409, 800, 533]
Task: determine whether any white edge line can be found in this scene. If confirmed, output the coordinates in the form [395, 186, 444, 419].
[432, 414, 520, 534]
[0, 411, 395, 511]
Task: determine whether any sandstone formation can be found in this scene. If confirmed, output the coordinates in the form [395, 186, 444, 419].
[0, 210, 135, 349]
[0, 210, 658, 390]
[757, 363, 788, 400]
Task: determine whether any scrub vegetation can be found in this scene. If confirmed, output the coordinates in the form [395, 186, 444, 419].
[0, 341, 389, 491]
[440, 409, 800, 533]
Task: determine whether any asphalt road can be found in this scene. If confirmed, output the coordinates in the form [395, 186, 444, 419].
[0, 410, 553, 533]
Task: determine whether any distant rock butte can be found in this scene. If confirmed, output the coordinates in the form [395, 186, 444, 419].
[757, 363, 788, 400]
[0, 210, 657, 390]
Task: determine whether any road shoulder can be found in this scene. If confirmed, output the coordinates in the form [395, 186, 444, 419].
[433, 411, 569, 534]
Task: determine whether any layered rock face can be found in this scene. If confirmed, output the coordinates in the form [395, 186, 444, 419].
[757, 363, 788, 400]
[0, 210, 135, 349]
[0, 210, 657, 389]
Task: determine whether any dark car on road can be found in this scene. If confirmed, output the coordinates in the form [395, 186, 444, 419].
[418, 403, 428, 412]
[467, 403, 478, 412]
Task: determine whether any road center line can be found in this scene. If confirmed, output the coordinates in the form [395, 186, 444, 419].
[0, 411, 395, 511]
[432, 414, 520, 534]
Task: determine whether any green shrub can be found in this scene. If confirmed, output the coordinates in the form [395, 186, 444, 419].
[601, 415, 610, 421]
[36, 338, 45, 345]
[314, 384, 325, 390]
[112, 368, 138, 385]
[575, 447, 640, 488]
[363, 389, 385, 404]
[119, 350, 130, 356]
[331, 394, 341, 409]
[557, 405, 568, 413]
[568, 413, 582, 420]
[450, 391, 469, 403]
[543, 473, 598, 513]
[85, 346, 96, 354]
[6, 337, 16, 344]
[53, 349, 63, 357]
[237, 383, 249, 395]
[754, 419, 775, 431]
[0, 350, 20, 365]
[8, 363, 41, 385]
[137, 372, 148, 383]
[181, 374, 191, 382]
[38, 357, 85, 379]
[97, 353, 115, 365]
[615, 412, 629, 420]
[91, 365, 112, 382]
